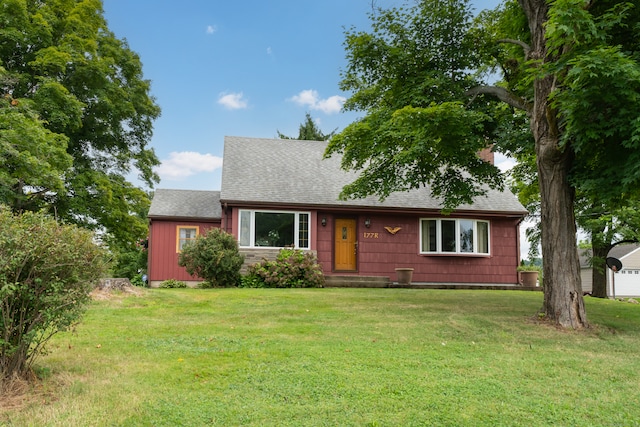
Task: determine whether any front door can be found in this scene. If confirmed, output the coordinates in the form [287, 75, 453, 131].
[334, 218, 357, 271]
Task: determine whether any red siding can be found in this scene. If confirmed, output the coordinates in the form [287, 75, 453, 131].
[316, 212, 521, 284]
[148, 219, 220, 283]
[213, 205, 521, 285]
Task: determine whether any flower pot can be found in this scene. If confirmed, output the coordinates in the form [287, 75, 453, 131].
[395, 267, 414, 285]
[519, 271, 539, 287]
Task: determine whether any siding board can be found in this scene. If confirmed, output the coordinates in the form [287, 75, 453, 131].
[148, 219, 220, 285]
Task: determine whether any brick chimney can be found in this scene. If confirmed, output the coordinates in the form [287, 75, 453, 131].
[478, 146, 494, 165]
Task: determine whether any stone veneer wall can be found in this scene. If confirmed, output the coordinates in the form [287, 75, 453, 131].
[239, 248, 318, 274]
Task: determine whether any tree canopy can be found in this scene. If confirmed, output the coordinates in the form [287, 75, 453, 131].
[0, 0, 160, 250]
[278, 112, 337, 141]
[328, 0, 640, 328]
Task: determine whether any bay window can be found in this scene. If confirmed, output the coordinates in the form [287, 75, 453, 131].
[420, 218, 490, 255]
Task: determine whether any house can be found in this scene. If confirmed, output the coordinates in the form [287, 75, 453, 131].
[580, 243, 640, 298]
[147, 189, 221, 287]
[148, 136, 529, 287]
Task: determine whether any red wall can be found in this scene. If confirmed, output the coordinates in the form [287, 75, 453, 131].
[148, 219, 220, 283]
[316, 212, 521, 284]
[221, 206, 522, 284]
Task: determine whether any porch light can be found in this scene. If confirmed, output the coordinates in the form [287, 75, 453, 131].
[364, 218, 371, 228]
[321, 217, 327, 227]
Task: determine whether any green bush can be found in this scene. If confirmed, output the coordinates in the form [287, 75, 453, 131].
[130, 274, 146, 287]
[158, 279, 187, 289]
[0, 207, 107, 381]
[196, 281, 215, 289]
[243, 248, 325, 288]
[178, 228, 244, 288]
[110, 240, 147, 282]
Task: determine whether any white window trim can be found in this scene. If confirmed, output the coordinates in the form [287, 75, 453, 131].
[239, 209, 311, 249]
[419, 218, 490, 255]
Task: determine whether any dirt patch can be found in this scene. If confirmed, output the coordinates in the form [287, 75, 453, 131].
[91, 278, 146, 301]
[0, 372, 65, 416]
[90, 285, 146, 301]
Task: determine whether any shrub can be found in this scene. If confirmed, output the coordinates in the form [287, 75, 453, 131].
[110, 241, 147, 282]
[0, 207, 107, 381]
[243, 249, 325, 288]
[178, 228, 244, 287]
[158, 279, 187, 288]
[196, 281, 217, 289]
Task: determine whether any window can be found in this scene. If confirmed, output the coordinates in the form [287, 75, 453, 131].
[420, 218, 490, 255]
[176, 226, 199, 252]
[239, 210, 310, 249]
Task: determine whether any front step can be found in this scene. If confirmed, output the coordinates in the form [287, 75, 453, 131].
[324, 275, 391, 288]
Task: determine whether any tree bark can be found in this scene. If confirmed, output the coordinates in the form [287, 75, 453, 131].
[590, 244, 609, 298]
[520, 0, 588, 328]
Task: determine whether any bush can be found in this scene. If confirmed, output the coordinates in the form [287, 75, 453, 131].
[159, 279, 187, 288]
[243, 248, 325, 288]
[0, 207, 107, 381]
[129, 273, 148, 287]
[110, 241, 147, 282]
[178, 228, 244, 287]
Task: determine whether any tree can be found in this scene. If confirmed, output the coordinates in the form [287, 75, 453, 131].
[0, 206, 107, 381]
[0, 81, 73, 211]
[327, 0, 640, 328]
[577, 200, 640, 297]
[278, 112, 337, 141]
[491, 1, 640, 299]
[0, 0, 160, 251]
[178, 228, 244, 288]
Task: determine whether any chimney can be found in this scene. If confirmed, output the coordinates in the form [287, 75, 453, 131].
[478, 146, 494, 165]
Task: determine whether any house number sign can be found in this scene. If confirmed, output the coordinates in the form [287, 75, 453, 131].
[363, 232, 379, 239]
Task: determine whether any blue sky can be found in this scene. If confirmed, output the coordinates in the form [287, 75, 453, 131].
[102, 0, 506, 192]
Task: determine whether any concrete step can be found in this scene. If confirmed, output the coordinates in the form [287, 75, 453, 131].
[324, 275, 391, 288]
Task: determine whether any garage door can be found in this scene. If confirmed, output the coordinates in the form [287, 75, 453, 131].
[613, 269, 640, 297]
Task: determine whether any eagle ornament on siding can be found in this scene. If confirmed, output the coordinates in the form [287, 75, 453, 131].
[384, 226, 402, 235]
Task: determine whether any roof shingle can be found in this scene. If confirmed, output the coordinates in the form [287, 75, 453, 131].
[220, 136, 527, 215]
[149, 189, 221, 219]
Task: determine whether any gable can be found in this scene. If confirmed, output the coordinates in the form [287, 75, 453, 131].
[220, 136, 527, 215]
[619, 244, 640, 268]
[580, 243, 640, 269]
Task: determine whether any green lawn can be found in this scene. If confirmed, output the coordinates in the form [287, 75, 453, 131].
[3, 288, 640, 426]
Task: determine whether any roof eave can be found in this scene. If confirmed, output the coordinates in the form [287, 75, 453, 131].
[219, 199, 528, 218]
[148, 215, 222, 222]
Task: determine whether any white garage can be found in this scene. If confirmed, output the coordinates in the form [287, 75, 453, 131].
[610, 268, 640, 298]
[580, 243, 640, 298]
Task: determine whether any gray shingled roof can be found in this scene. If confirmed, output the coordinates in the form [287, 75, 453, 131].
[149, 189, 221, 219]
[220, 136, 527, 215]
[580, 243, 640, 267]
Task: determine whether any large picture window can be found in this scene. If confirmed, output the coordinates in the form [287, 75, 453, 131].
[420, 219, 489, 255]
[239, 210, 310, 249]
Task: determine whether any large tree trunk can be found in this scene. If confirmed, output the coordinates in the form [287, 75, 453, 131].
[520, 0, 588, 328]
[590, 244, 609, 298]
[536, 133, 587, 327]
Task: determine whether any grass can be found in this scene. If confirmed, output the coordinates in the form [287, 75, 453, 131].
[2, 288, 640, 426]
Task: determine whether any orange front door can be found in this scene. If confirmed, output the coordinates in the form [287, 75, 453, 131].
[334, 218, 357, 271]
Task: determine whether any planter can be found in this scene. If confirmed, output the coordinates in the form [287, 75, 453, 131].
[395, 267, 414, 285]
[519, 271, 539, 287]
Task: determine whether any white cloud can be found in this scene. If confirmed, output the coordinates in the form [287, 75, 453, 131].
[495, 153, 516, 172]
[289, 89, 345, 114]
[156, 151, 223, 180]
[217, 92, 248, 110]
[267, 46, 272, 55]
[315, 95, 346, 114]
[206, 25, 217, 34]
